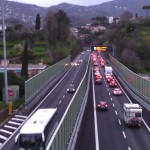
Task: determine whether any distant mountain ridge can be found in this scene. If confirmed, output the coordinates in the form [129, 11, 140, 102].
[0, 0, 149, 26]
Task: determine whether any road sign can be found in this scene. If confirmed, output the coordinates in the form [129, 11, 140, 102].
[8, 90, 14, 96]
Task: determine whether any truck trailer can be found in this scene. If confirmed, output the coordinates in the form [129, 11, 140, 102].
[104, 66, 112, 76]
[123, 103, 142, 127]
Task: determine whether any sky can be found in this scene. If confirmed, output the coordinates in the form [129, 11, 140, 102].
[9, 0, 112, 7]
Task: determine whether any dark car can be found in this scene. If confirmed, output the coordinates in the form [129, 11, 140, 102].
[95, 79, 102, 84]
[97, 101, 108, 110]
[67, 84, 76, 93]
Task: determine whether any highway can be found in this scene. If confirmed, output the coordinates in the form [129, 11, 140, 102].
[0, 51, 90, 150]
[75, 52, 150, 150]
[0, 50, 150, 150]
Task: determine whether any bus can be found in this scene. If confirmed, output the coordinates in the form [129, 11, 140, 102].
[15, 108, 57, 150]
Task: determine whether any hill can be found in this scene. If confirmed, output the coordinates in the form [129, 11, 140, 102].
[0, 0, 149, 26]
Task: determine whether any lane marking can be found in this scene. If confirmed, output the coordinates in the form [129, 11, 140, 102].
[128, 147, 131, 150]
[15, 115, 27, 119]
[4, 125, 17, 130]
[12, 118, 24, 122]
[59, 101, 62, 104]
[118, 119, 121, 125]
[122, 131, 126, 139]
[92, 68, 100, 150]
[0, 135, 7, 140]
[110, 98, 113, 101]
[8, 121, 21, 126]
[63, 95, 65, 99]
[115, 110, 118, 115]
[0, 129, 12, 135]
[113, 103, 115, 107]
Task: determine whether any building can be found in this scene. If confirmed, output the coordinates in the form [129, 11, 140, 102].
[0, 60, 47, 78]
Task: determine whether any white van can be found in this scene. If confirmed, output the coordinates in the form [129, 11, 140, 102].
[123, 103, 142, 127]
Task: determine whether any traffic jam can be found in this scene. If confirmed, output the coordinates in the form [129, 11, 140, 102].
[91, 52, 123, 111]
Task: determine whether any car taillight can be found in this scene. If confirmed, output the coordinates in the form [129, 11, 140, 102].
[98, 104, 100, 107]
[105, 105, 108, 107]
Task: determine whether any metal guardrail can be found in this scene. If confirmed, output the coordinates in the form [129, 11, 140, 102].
[109, 55, 150, 102]
[46, 55, 91, 150]
[25, 57, 70, 104]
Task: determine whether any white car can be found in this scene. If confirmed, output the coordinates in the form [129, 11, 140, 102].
[113, 88, 122, 95]
[74, 63, 79, 66]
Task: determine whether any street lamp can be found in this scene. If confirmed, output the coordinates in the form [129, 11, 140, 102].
[2, 0, 8, 103]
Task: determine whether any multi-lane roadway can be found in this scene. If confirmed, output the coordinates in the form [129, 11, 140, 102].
[0, 51, 90, 150]
[75, 52, 150, 150]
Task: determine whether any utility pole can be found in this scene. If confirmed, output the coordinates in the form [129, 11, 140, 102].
[2, 0, 8, 104]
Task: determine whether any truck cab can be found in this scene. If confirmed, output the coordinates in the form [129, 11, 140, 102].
[123, 103, 142, 127]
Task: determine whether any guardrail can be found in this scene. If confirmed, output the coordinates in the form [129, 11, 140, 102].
[25, 57, 70, 105]
[46, 55, 91, 150]
[109, 55, 150, 103]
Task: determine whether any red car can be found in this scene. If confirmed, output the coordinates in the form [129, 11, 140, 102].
[95, 75, 103, 79]
[109, 81, 117, 87]
[97, 101, 108, 110]
[107, 76, 114, 83]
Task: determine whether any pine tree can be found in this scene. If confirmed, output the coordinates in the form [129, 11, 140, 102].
[21, 39, 29, 79]
[35, 13, 41, 30]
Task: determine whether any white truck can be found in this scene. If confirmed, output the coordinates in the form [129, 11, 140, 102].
[105, 66, 112, 77]
[123, 103, 142, 127]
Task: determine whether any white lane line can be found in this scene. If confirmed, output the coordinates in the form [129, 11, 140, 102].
[0, 143, 2, 147]
[109, 93, 110, 96]
[122, 131, 126, 139]
[8, 121, 21, 126]
[115, 110, 118, 115]
[0, 129, 12, 135]
[12, 118, 24, 122]
[15, 115, 27, 119]
[59, 101, 62, 104]
[4, 125, 17, 130]
[113, 103, 115, 107]
[118, 119, 121, 125]
[110, 98, 113, 101]
[142, 119, 150, 132]
[92, 68, 100, 150]
[128, 147, 131, 150]
[63, 95, 65, 99]
[0, 135, 7, 140]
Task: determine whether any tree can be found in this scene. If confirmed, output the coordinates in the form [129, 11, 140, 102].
[91, 16, 108, 26]
[120, 11, 133, 26]
[35, 13, 41, 30]
[143, 6, 150, 17]
[44, 11, 57, 63]
[55, 10, 70, 42]
[20, 39, 29, 79]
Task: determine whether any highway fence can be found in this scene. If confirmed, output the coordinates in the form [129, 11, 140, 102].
[109, 55, 150, 103]
[25, 56, 70, 106]
[46, 55, 91, 150]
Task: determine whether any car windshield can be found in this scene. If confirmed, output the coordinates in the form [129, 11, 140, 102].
[69, 84, 74, 88]
[99, 101, 106, 105]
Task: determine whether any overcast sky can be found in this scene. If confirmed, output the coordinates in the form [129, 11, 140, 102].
[9, 0, 112, 7]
